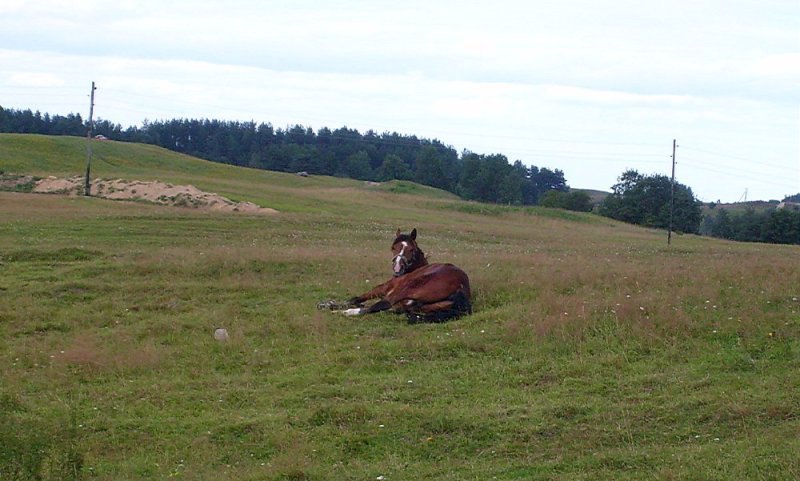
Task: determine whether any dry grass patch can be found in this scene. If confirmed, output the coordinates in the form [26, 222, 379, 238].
[55, 333, 165, 375]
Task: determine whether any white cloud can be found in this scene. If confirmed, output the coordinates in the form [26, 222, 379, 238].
[747, 53, 800, 78]
[541, 85, 695, 107]
[6, 72, 65, 87]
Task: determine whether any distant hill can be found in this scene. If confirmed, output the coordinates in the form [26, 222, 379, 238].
[702, 200, 779, 215]
[571, 188, 609, 206]
[0, 133, 463, 213]
[0, 108, 570, 206]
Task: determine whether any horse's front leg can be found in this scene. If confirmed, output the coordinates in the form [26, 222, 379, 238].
[316, 289, 383, 312]
[343, 299, 392, 316]
[346, 279, 394, 307]
[341, 279, 396, 316]
[318, 279, 397, 315]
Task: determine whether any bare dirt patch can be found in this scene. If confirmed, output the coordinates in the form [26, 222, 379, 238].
[0, 173, 37, 192]
[30, 175, 278, 214]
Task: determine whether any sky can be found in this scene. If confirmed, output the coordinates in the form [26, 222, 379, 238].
[1, 0, 798, 203]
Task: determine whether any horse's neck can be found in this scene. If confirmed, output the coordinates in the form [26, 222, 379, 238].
[408, 249, 428, 272]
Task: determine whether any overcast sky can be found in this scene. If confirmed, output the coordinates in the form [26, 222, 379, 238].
[1, 0, 798, 202]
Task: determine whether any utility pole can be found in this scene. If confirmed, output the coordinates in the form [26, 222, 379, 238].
[668, 138, 677, 246]
[84, 81, 97, 196]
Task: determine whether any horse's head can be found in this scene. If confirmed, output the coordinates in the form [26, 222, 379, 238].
[391, 228, 426, 276]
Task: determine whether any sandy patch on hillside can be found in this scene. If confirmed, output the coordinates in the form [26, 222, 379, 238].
[0, 174, 35, 189]
[31, 175, 278, 214]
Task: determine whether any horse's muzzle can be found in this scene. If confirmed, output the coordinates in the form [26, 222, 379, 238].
[393, 255, 407, 276]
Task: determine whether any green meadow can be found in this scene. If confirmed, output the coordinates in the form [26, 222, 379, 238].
[1, 134, 799, 480]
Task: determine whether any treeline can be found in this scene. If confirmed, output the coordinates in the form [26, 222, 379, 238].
[599, 169, 703, 233]
[702, 206, 800, 245]
[0, 106, 568, 205]
[599, 168, 800, 245]
[0, 107, 86, 136]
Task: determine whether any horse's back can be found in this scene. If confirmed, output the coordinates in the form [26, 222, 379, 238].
[395, 262, 470, 303]
[429, 263, 470, 295]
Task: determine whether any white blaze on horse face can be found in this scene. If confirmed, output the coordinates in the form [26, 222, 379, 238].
[393, 241, 409, 274]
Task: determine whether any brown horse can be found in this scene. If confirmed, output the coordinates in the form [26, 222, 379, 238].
[320, 228, 471, 323]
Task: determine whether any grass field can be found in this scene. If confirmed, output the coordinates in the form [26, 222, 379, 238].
[2, 134, 799, 480]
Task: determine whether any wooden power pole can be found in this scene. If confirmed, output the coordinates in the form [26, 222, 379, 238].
[668, 138, 676, 245]
[84, 81, 97, 196]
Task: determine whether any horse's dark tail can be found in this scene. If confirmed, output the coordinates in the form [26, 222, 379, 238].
[406, 290, 472, 324]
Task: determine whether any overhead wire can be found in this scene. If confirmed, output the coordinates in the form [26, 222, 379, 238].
[680, 158, 799, 192]
[3, 84, 798, 198]
[681, 145, 798, 173]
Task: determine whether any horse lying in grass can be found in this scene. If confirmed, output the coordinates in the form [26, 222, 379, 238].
[318, 228, 472, 323]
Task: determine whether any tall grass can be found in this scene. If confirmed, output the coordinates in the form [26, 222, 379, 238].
[1, 135, 799, 480]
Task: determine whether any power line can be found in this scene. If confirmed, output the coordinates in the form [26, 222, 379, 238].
[681, 159, 799, 192]
[5, 84, 798, 199]
[682, 156, 800, 184]
[32, 84, 667, 148]
[681, 145, 797, 173]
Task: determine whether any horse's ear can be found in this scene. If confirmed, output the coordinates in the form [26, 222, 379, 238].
[410, 228, 417, 240]
[396, 229, 402, 238]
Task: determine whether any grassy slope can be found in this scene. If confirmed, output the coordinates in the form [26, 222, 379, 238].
[0, 133, 455, 215]
[1, 134, 799, 480]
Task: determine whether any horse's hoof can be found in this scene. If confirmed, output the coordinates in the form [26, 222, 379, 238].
[317, 300, 339, 310]
[343, 308, 364, 316]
